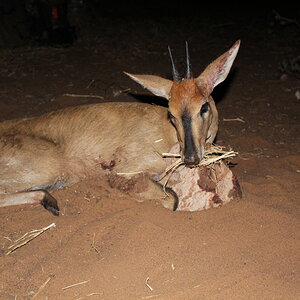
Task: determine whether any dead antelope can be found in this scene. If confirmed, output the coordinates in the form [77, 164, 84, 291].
[0, 40, 240, 215]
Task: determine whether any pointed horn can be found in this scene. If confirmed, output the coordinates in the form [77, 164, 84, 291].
[168, 46, 180, 82]
[185, 41, 192, 79]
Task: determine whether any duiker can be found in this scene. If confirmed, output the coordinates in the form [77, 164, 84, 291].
[0, 40, 240, 215]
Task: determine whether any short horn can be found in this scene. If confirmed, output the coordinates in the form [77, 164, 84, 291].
[168, 46, 180, 82]
[186, 41, 192, 79]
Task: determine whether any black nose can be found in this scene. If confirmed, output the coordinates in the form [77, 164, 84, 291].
[184, 155, 200, 166]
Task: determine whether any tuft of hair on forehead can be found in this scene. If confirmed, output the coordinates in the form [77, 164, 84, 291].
[169, 78, 206, 114]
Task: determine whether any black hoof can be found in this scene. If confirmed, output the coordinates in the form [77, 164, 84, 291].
[40, 191, 60, 216]
[164, 187, 179, 211]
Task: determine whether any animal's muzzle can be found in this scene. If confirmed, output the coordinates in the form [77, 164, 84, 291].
[183, 154, 200, 166]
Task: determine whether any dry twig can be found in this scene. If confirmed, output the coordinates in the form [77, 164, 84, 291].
[6, 223, 56, 255]
[63, 93, 104, 99]
[223, 117, 245, 123]
[62, 280, 90, 290]
[31, 274, 55, 299]
[145, 277, 154, 291]
[159, 144, 238, 191]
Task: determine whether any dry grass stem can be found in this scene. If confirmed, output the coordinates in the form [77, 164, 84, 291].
[223, 117, 245, 123]
[75, 292, 104, 300]
[160, 159, 184, 193]
[154, 138, 163, 143]
[6, 223, 56, 255]
[62, 280, 90, 290]
[90, 233, 100, 254]
[239, 148, 264, 160]
[113, 88, 131, 97]
[86, 79, 95, 89]
[31, 274, 54, 299]
[145, 277, 154, 291]
[116, 171, 143, 176]
[162, 144, 238, 167]
[86, 292, 104, 296]
[161, 153, 180, 158]
[63, 93, 104, 99]
[199, 149, 238, 166]
[2, 236, 12, 242]
[159, 144, 238, 191]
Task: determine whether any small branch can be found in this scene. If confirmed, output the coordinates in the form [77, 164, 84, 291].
[6, 223, 56, 255]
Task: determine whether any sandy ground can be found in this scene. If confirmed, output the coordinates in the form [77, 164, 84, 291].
[0, 8, 299, 300]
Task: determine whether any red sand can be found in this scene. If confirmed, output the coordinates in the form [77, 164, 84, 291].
[0, 11, 299, 299]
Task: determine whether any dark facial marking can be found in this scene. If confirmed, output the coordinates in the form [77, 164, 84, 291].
[182, 110, 199, 165]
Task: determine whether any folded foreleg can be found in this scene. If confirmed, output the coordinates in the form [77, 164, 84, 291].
[0, 190, 59, 215]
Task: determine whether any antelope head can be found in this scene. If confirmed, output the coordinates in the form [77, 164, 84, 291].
[125, 40, 240, 166]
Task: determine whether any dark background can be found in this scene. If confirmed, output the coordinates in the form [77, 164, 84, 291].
[0, 1, 299, 49]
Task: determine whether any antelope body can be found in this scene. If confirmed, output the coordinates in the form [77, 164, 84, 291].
[0, 40, 240, 215]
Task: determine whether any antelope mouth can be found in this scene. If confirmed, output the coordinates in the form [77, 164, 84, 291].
[183, 155, 200, 167]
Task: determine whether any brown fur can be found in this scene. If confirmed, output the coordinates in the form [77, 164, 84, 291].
[0, 41, 240, 214]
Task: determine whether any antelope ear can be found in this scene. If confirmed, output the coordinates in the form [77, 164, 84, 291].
[124, 72, 173, 100]
[196, 40, 240, 95]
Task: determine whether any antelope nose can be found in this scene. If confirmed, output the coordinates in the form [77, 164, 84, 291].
[184, 155, 200, 166]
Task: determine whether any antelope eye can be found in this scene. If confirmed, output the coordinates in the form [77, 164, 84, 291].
[200, 102, 209, 116]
